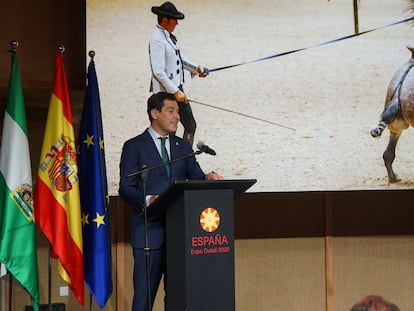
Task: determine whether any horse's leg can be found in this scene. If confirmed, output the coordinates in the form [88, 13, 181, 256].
[383, 129, 401, 183]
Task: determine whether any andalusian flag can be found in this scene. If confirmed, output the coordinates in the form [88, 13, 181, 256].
[78, 56, 113, 308]
[34, 51, 84, 305]
[0, 48, 40, 311]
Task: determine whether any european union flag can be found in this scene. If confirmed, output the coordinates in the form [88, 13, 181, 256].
[78, 53, 113, 308]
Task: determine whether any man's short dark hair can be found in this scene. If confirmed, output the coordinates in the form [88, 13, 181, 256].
[350, 295, 400, 311]
[147, 92, 177, 121]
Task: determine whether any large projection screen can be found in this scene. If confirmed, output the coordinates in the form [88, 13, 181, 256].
[87, 0, 414, 194]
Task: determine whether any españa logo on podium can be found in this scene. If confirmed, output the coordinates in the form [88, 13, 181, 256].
[190, 207, 230, 255]
[199, 207, 220, 233]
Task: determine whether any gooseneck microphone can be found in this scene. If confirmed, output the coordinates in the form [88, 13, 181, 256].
[196, 141, 216, 156]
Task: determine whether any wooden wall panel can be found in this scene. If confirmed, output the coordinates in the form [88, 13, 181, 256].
[333, 236, 414, 311]
[0, 0, 86, 90]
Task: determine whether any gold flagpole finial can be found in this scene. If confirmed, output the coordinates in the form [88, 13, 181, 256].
[88, 50, 95, 60]
[9, 40, 18, 52]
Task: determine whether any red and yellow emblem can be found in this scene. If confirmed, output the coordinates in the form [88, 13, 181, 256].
[200, 207, 220, 233]
[39, 135, 78, 192]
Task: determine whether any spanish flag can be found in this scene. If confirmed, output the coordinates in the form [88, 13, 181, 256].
[34, 50, 84, 305]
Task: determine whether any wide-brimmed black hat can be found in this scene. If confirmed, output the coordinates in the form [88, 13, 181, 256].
[151, 2, 185, 20]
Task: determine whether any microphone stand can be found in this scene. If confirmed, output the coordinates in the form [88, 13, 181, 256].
[127, 149, 202, 311]
[127, 150, 202, 178]
[139, 165, 151, 311]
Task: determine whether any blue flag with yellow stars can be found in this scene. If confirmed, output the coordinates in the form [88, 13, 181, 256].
[78, 54, 113, 308]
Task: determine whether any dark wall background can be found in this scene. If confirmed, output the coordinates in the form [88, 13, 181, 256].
[0, 0, 86, 89]
[233, 190, 414, 239]
[0, 0, 86, 176]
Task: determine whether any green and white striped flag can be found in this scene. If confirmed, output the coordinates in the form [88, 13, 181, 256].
[0, 48, 40, 311]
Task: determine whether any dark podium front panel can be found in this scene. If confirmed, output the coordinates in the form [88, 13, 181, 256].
[152, 180, 256, 311]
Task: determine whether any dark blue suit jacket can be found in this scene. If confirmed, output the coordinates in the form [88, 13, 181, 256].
[119, 128, 206, 249]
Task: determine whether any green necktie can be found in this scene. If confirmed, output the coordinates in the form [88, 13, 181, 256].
[159, 137, 170, 176]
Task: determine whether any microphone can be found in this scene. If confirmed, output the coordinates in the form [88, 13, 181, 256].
[197, 141, 216, 156]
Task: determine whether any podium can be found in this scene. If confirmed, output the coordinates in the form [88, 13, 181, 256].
[150, 179, 256, 311]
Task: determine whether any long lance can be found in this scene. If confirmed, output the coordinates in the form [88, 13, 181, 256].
[188, 98, 296, 132]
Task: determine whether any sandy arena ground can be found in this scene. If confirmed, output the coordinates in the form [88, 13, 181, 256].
[86, 0, 414, 194]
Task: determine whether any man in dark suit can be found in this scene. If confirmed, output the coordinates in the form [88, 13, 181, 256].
[119, 92, 222, 311]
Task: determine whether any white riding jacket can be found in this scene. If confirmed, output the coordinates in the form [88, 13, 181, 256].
[149, 25, 198, 94]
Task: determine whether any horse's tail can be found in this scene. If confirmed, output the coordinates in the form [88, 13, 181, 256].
[370, 96, 401, 138]
[371, 83, 404, 138]
[370, 120, 387, 138]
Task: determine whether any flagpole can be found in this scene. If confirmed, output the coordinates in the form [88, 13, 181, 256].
[35, 43, 85, 307]
[6, 40, 17, 311]
[48, 244, 52, 311]
[79, 50, 113, 309]
[46, 45, 66, 311]
[1, 276, 5, 311]
[46, 46, 64, 311]
[84, 52, 94, 311]
[1, 39, 40, 311]
[85, 54, 94, 311]
[7, 41, 18, 311]
[8, 274, 12, 311]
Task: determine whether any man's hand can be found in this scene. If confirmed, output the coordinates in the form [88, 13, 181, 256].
[196, 65, 208, 78]
[149, 195, 159, 205]
[206, 171, 224, 180]
[174, 90, 188, 103]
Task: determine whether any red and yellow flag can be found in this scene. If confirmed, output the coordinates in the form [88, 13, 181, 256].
[34, 51, 84, 305]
